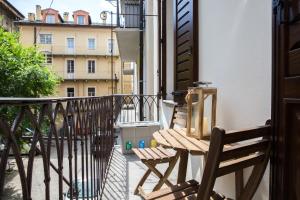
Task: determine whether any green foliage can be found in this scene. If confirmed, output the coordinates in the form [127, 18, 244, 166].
[0, 27, 61, 97]
[0, 28, 61, 147]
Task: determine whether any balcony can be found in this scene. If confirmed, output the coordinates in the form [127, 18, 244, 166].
[37, 44, 120, 57]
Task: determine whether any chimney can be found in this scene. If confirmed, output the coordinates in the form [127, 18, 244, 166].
[36, 5, 42, 21]
[63, 12, 69, 22]
[28, 13, 35, 21]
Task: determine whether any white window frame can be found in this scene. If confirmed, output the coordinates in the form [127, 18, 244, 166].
[66, 87, 75, 97]
[88, 38, 96, 50]
[77, 15, 85, 25]
[66, 37, 75, 49]
[66, 59, 75, 74]
[39, 34, 52, 44]
[87, 60, 96, 73]
[87, 87, 96, 97]
[45, 14, 55, 23]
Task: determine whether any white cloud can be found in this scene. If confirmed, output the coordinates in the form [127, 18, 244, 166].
[11, 0, 117, 23]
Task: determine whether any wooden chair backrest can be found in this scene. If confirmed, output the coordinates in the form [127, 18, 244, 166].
[169, 105, 187, 129]
[197, 121, 272, 200]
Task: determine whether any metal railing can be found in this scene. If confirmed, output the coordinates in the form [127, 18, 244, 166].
[113, 94, 159, 123]
[0, 94, 159, 199]
[0, 96, 114, 200]
[118, 0, 144, 28]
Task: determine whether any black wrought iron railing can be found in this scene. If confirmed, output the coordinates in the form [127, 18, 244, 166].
[0, 94, 159, 199]
[0, 96, 114, 200]
[113, 94, 159, 123]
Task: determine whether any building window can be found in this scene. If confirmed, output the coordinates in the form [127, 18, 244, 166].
[43, 52, 52, 64]
[88, 60, 95, 73]
[88, 87, 95, 96]
[67, 88, 75, 97]
[67, 60, 74, 73]
[88, 38, 95, 49]
[108, 39, 114, 54]
[45, 15, 55, 23]
[77, 15, 85, 25]
[40, 34, 52, 44]
[67, 38, 75, 49]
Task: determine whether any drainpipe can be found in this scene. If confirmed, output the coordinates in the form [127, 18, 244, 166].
[34, 26, 37, 45]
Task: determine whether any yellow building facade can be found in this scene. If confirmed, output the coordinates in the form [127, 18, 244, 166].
[16, 7, 132, 97]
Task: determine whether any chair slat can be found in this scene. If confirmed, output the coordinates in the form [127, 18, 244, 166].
[139, 148, 154, 160]
[145, 180, 198, 200]
[151, 147, 170, 158]
[217, 152, 265, 177]
[153, 185, 198, 200]
[174, 112, 187, 118]
[132, 148, 146, 160]
[223, 125, 271, 144]
[144, 148, 160, 160]
[220, 139, 270, 161]
[173, 118, 186, 127]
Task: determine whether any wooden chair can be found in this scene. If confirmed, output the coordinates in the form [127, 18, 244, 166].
[132, 105, 187, 195]
[141, 121, 272, 200]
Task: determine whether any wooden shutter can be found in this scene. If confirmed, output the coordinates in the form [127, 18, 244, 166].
[272, 0, 300, 199]
[174, 0, 198, 103]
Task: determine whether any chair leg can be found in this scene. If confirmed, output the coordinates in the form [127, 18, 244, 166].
[134, 167, 154, 195]
[153, 152, 180, 191]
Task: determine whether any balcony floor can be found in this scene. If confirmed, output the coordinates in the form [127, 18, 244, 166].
[102, 145, 196, 200]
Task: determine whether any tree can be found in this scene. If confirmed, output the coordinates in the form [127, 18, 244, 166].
[0, 28, 61, 151]
[0, 28, 60, 97]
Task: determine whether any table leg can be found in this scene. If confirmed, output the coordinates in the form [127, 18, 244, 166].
[177, 150, 189, 184]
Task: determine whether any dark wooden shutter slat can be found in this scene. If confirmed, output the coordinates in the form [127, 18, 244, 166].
[174, 0, 198, 103]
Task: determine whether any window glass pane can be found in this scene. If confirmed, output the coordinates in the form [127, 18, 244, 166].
[40, 34, 52, 44]
[46, 15, 55, 23]
[67, 60, 74, 73]
[67, 38, 74, 49]
[88, 38, 95, 49]
[77, 16, 85, 25]
[88, 60, 95, 73]
[88, 88, 95, 96]
[43, 52, 52, 64]
[67, 88, 75, 97]
[108, 39, 114, 54]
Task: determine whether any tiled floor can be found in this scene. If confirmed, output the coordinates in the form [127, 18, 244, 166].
[102, 146, 180, 200]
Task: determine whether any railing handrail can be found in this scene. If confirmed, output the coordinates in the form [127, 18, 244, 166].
[0, 96, 113, 105]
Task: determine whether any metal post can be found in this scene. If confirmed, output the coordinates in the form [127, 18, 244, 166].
[111, 11, 114, 96]
[116, 0, 120, 27]
[139, 0, 144, 121]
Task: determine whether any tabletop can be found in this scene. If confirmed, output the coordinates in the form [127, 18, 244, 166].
[153, 128, 210, 155]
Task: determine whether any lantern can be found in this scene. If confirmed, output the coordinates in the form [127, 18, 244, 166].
[185, 85, 217, 139]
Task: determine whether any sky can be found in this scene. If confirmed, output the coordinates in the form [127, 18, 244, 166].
[10, 0, 117, 23]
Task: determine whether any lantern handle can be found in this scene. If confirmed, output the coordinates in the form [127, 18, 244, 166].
[193, 81, 212, 87]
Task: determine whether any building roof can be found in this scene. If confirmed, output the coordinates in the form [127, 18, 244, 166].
[0, 0, 25, 19]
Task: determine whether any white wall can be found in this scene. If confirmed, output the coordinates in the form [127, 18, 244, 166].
[197, 1, 272, 198]
[144, 0, 159, 95]
[163, 0, 272, 199]
[165, 0, 174, 99]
